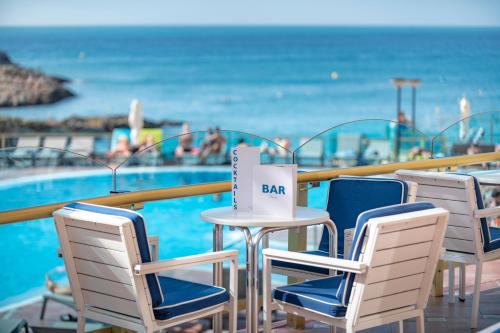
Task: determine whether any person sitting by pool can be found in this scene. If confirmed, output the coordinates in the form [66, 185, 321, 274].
[199, 127, 215, 151]
[199, 127, 226, 164]
[175, 122, 195, 158]
[107, 135, 131, 159]
[138, 134, 157, 152]
[237, 138, 248, 147]
[260, 137, 289, 161]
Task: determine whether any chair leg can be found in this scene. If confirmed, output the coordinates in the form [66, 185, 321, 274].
[39, 295, 49, 320]
[329, 326, 336, 333]
[77, 315, 86, 333]
[228, 308, 237, 333]
[398, 320, 404, 333]
[416, 313, 425, 333]
[448, 261, 455, 303]
[458, 263, 466, 302]
[471, 262, 483, 329]
[345, 326, 356, 333]
[263, 256, 272, 333]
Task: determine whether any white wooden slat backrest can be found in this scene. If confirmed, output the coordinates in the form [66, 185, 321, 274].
[395, 170, 482, 256]
[53, 207, 154, 323]
[346, 208, 448, 325]
[406, 180, 418, 203]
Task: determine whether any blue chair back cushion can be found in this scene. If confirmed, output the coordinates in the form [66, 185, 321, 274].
[452, 174, 499, 253]
[336, 202, 435, 306]
[65, 202, 163, 307]
[319, 177, 409, 255]
[470, 177, 500, 253]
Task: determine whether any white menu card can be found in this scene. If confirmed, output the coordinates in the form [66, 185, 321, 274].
[252, 164, 297, 218]
[231, 146, 261, 212]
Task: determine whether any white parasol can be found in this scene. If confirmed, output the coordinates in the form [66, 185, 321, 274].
[128, 99, 144, 146]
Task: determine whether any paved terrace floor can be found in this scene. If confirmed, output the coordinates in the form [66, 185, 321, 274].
[1, 261, 499, 333]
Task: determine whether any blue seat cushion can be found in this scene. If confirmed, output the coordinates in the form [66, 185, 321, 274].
[271, 250, 331, 276]
[153, 276, 229, 320]
[486, 227, 500, 252]
[336, 202, 435, 305]
[273, 276, 347, 317]
[65, 202, 163, 307]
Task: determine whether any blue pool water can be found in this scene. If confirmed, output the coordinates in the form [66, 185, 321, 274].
[0, 168, 327, 306]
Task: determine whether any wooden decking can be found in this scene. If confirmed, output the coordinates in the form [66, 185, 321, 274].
[1, 261, 499, 332]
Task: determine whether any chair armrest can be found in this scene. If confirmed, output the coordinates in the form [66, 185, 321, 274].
[134, 249, 238, 275]
[474, 206, 500, 219]
[264, 248, 366, 274]
[148, 236, 159, 261]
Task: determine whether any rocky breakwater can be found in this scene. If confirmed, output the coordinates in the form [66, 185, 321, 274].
[0, 51, 74, 107]
[0, 115, 182, 133]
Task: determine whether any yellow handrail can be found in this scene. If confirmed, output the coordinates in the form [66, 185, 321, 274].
[0, 152, 498, 225]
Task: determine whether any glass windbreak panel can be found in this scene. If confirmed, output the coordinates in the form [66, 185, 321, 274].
[431, 111, 499, 161]
[0, 145, 113, 306]
[0, 216, 64, 307]
[114, 130, 292, 192]
[293, 119, 429, 171]
[0, 147, 113, 211]
[139, 195, 239, 258]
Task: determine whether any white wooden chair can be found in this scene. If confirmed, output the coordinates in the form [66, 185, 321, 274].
[53, 202, 238, 333]
[263, 202, 449, 333]
[396, 170, 500, 328]
[271, 176, 417, 280]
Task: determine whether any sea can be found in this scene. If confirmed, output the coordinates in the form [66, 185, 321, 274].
[0, 26, 499, 138]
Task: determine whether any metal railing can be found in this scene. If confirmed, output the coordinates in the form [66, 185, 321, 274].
[0, 151, 498, 225]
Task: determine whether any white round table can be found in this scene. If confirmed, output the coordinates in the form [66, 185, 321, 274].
[201, 206, 336, 333]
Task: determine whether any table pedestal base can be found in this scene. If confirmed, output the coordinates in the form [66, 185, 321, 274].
[212, 220, 336, 333]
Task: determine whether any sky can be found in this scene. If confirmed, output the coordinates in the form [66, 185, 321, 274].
[1, 0, 500, 27]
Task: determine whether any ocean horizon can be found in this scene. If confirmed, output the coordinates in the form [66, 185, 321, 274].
[0, 26, 499, 138]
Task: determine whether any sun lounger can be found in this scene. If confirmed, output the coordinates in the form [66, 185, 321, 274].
[396, 170, 500, 328]
[296, 137, 325, 166]
[63, 136, 95, 165]
[10, 136, 41, 167]
[263, 202, 449, 333]
[334, 133, 362, 167]
[66, 136, 94, 156]
[363, 139, 391, 164]
[53, 202, 238, 333]
[136, 128, 163, 166]
[37, 136, 68, 166]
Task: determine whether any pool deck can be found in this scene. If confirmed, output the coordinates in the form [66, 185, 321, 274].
[1, 261, 499, 333]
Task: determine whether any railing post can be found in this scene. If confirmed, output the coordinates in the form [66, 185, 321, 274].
[286, 182, 309, 329]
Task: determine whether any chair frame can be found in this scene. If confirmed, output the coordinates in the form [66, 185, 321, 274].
[263, 207, 449, 333]
[396, 170, 500, 328]
[54, 207, 238, 333]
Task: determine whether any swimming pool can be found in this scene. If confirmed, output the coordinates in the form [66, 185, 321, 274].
[0, 168, 328, 307]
